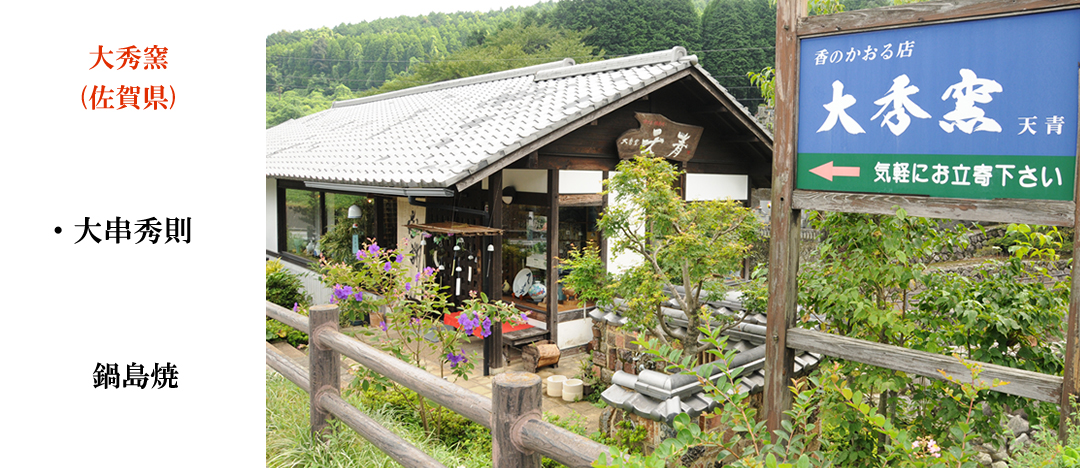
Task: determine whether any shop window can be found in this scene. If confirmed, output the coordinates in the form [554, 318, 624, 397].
[558, 205, 600, 260]
[502, 203, 548, 306]
[279, 184, 380, 264]
[501, 202, 599, 315]
[283, 188, 322, 260]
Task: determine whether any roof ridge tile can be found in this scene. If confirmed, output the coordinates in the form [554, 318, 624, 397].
[533, 47, 695, 81]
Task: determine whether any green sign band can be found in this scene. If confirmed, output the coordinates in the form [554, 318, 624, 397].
[796, 153, 1076, 201]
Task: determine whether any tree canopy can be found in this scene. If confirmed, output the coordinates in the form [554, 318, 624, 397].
[366, 23, 597, 95]
[700, 0, 775, 107]
[562, 154, 761, 355]
[549, 0, 701, 55]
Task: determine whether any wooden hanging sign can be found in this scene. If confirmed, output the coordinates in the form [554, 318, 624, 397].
[616, 113, 704, 162]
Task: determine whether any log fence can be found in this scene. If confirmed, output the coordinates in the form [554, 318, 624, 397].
[266, 301, 611, 468]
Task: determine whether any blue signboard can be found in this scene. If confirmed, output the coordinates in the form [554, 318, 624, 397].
[797, 9, 1080, 200]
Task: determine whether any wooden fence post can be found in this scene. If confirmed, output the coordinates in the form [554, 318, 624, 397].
[493, 372, 542, 468]
[309, 304, 341, 438]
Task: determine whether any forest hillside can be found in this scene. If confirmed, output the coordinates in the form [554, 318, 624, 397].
[265, 0, 900, 127]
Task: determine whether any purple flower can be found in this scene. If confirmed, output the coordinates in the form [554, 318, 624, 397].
[458, 312, 477, 334]
[379, 321, 388, 332]
[368, 243, 380, 254]
[415, 272, 422, 281]
[422, 232, 432, 238]
[405, 282, 412, 291]
[293, 302, 299, 313]
[356, 249, 366, 260]
[481, 317, 493, 338]
[384, 262, 392, 272]
[333, 284, 353, 301]
[354, 291, 363, 301]
[520, 313, 529, 322]
[411, 317, 421, 326]
[395, 253, 404, 263]
[423, 267, 436, 277]
[447, 351, 468, 368]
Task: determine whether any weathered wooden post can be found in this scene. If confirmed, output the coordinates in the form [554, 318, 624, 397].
[493, 372, 542, 468]
[764, 0, 804, 438]
[309, 304, 341, 438]
[487, 169, 506, 374]
[547, 168, 560, 346]
[1064, 67, 1080, 439]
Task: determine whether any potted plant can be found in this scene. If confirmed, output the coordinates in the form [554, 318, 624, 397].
[576, 354, 602, 399]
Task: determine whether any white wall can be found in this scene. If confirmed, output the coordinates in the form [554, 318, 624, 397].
[558, 318, 593, 349]
[685, 173, 749, 201]
[487, 169, 603, 195]
[266, 177, 277, 252]
[604, 171, 644, 274]
[502, 169, 547, 193]
[559, 170, 603, 194]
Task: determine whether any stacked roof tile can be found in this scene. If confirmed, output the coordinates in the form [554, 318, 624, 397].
[594, 290, 821, 424]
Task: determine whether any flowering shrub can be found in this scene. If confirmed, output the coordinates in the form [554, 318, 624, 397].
[910, 437, 941, 459]
[319, 239, 524, 435]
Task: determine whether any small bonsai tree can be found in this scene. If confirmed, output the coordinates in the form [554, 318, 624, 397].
[562, 153, 761, 355]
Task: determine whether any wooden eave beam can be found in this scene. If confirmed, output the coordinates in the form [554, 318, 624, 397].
[685, 67, 774, 154]
[798, 0, 1080, 37]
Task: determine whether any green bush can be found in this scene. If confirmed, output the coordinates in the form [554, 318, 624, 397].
[357, 384, 490, 453]
[266, 315, 308, 348]
[266, 371, 489, 468]
[1012, 401, 1080, 468]
[266, 259, 312, 346]
[987, 224, 1073, 258]
[266, 259, 312, 308]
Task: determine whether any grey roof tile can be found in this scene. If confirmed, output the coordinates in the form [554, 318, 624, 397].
[267, 48, 701, 189]
[596, 288, 822, 424]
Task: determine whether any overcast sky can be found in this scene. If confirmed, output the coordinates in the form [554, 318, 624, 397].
[262, 0, 549, 34]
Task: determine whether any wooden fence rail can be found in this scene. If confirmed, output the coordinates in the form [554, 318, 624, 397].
[266, 301, 612, 468]
[266, 344, 447, 468]
[786, 328, 1064, 403]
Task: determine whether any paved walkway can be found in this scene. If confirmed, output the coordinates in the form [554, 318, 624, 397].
[270, 326, 604, 434]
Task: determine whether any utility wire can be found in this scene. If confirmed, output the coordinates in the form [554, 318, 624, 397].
[266, 46, 777, 64]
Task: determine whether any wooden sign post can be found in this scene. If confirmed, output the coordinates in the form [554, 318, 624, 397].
[765, 0, 1080, 440]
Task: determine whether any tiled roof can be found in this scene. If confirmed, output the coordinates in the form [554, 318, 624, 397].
[267, 47, 764, 191]
[594, 290, 821, 424]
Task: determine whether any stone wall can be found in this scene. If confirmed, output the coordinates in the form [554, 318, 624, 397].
[588, 320, 646, 387]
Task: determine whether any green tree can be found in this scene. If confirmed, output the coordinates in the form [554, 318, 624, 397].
[265, 4, 554, 95]
[798, 209, 967, 465]
[907, 225, 1068, 437]
[562, 154, 761, 355]
[700, 0, 776, 108]
[550, 0, 701, 55]
[365, 23, 597, 95]
[798, 211, 1068, 455]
